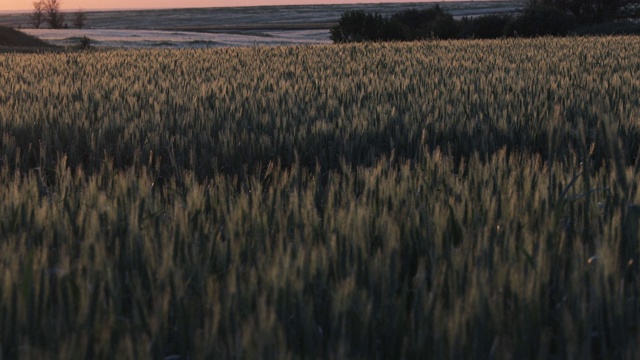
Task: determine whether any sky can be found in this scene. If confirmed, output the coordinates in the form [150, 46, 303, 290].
[1, 0, 449, 12]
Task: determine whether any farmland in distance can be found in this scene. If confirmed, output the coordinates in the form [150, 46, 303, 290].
[1, 1, 525, 48]
[1, 36, 640, 358]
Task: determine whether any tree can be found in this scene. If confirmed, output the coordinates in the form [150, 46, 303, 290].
[388, 6, 458, 40]
[330, 11, 385, 43]
[73, 10, 87, 29]
[33, 0, 65, 29]
[46, 0, 65, 29]
[330, 6, 460, 43]
[30, 0, 45, 29]
[528, 0, 640, 24]
[504, 6, 576, 37]
[459, 15, 511, 39]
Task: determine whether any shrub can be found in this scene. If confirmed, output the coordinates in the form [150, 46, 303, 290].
[331, 5, 459, 43]
[431, 12, 459, 39]
[504, 6, 577, 37]
[459, 15, 511, 39]
[330, 10, 385, 43]
[78, 35, 92, 49]
[388, 6, 458, 40]
[573, 20, 640, 35]
[528, 0, 640, 24]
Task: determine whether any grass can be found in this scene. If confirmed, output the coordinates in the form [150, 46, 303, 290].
[0, 36, 639, 359]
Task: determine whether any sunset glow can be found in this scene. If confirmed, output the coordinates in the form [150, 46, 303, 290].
[1, 0, 448, 12]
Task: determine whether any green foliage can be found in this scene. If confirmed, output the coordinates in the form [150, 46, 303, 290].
[1, 37, 640, 358]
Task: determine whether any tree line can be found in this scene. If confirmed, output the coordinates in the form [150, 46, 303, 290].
[330, 0, 640, 43]
[31, 0, 87, 29]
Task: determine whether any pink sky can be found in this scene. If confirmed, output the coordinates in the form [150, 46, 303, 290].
[1, 1, 447, 12]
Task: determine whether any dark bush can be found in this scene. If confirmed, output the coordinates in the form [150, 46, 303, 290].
[78, 36, 92, 49]
[330, 10, 386, 43]
[331, 1, 638, 44]
[431, 13, 460, 39]
[331, 5, 459, 43]
[528, 0, 640, 25]
[504, 6, 577, 37]
[459, 15, 511, 39]
[379, 19, 404, 41]
[389, 6, 458, 40]
[573, 20, 640, 35]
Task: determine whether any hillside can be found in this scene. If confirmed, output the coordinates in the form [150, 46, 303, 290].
[0, 26, 52, 48]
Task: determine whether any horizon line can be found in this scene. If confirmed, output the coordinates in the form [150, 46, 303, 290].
[0, 1, 482, 14]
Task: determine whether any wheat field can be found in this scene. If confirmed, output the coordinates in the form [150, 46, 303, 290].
[1, 36, 640, 358]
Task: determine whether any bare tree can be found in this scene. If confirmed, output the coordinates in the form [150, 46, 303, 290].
[30, 0, 45, 29]
[44, 0, 65, 29]
[73, 10, 87, 29]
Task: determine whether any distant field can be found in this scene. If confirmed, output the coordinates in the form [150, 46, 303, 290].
[0, 2, 525, 29]
[1, 1, 525, 48]
[1, 36, 639, 358]
[21, 28, 332, 48]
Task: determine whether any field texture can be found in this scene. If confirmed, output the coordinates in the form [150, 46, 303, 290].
[1, 37, 640, 359]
